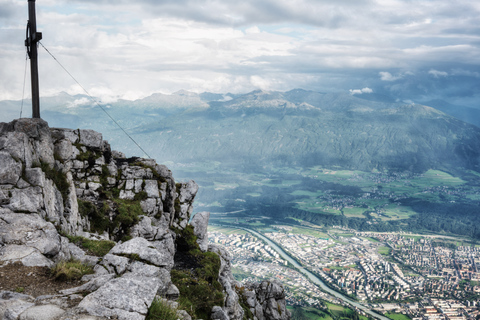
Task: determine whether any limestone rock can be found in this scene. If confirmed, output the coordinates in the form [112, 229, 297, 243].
[43, 179, 65, 225]
[139, 198, 157, 215]
[54, 139, 74, 162]
[55, 237, 97, 267]
[144, 180, 159, 198]
[241, 281, 291, 320]
[109, 237, 174, 268]
[212, 306, 230, 320]
[0, 245, 53, 267]
[19, 304, 65, 320]
[165, 283, 180, 301]
[78, 273, 164, 320]
[0, 210, 61, 264]
[59, 274, 115, 296]
[177, 309, 192, 320]
[0, 291, 35, 320]
[78, 130, 103, 151]
[130, 216, 169, 241]
[7, 187, 43, 213]
[190, 211, 210, 252]
[24, 167, 45, 187]
[96, 253, 130, 276]
[112, 150, 125, 159]
[0, 118, 291, 320]
[172, 180, 198, 229]
[177, 180, 198, 204]
[0, 152, 22, 185]
[209, 244, 244, 320]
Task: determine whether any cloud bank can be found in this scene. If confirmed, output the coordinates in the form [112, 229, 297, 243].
[0, 0, 478, 108]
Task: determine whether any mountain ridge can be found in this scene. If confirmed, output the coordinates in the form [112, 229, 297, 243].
[2, 89, 480, 175]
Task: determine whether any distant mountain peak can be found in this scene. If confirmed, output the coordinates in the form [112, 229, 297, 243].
[173, 89, 198, 97]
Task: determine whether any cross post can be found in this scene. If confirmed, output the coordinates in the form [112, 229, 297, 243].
[25, 0, 42, 118]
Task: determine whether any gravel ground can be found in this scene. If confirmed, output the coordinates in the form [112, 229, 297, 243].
[0, 261, 83, 297]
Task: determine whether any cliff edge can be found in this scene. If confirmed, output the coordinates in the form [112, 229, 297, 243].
[0, 118, 290, 320]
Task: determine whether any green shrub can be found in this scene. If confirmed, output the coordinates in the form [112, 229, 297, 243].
[77, 200, 111, 234]
[171, 225, 224, 319]
[40, 161, 69, 205]
[75, 144, 101, 163]
[99, 165, 111, 190]
[171, 269, 224, 319]
[114, 199, 142, 229]
[134, 191, 148, 201]
[146, 298, 178, 320]
[15, 287, 25, 293]
[51, 259, 94, 281]
[66, 234, 115, 257]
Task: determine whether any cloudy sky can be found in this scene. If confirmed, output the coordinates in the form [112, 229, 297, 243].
[0, 0, 479, 107]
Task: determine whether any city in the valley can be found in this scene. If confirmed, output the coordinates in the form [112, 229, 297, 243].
[208, 224, 480, 320]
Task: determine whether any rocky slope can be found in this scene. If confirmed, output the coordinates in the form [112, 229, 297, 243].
[0, 118, 290, 320]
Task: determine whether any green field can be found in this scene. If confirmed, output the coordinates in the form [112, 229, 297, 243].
[207, 225, 247, 235]
[287, 306, 333, 320]
[386, 313, 411, 320]
[232, 267, 254, 281]
[378, 246, 391, 256]
[182, 162, 480, 241]
[289, 226, 330, 239]
[288, 302, 370, 320]
[286, 166, 472, 222]
[324, 302, 369, 320]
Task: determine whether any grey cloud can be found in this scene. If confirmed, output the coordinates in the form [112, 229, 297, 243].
[0, 3, 16, 19]
[443, 27, 480, 36]
[71, 0, 372, 27]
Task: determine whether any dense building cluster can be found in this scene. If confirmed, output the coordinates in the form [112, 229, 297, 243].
[208, 231, 347, 308]
[209, 227, 480, 319]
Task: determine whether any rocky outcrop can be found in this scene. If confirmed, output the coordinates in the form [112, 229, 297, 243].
[191, 211, 210, 252]
[0, 118, 290, 320]
[239, 281, 290, 320]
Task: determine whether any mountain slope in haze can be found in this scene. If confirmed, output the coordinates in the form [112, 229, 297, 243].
[2, 89, 480, 174]
[133, 90, 480, 174]
[420, 99, 480, 128]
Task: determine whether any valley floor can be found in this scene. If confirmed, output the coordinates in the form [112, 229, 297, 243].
[208, 224, 480, 320]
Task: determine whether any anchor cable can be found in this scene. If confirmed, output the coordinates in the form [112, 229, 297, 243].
[38, 41, 152, 159]
[20, 50, 29, 119]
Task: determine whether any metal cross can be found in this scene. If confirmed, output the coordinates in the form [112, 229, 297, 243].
[25, 0, 42, 119]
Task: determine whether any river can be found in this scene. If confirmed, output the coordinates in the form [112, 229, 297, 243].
[229, 225, 390, 320]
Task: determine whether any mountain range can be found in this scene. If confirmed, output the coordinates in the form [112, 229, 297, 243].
[2, 89, 480, 174]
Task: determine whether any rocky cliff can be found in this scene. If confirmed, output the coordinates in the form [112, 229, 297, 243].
[0, 118, 290, 320]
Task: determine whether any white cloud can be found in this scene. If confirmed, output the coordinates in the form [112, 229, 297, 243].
[349, 87, 373, 95]
[379, 71, 402, 81]
[66, 97, 90, 108]
[428, 69, 448, 77]
[0, 0, 478, 104]
[245, 26, 261, 34]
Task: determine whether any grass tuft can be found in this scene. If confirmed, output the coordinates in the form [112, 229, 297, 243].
[51, 259, 94, 281]
[65, 234, 115, 257]
[146, 298, 179, 320]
